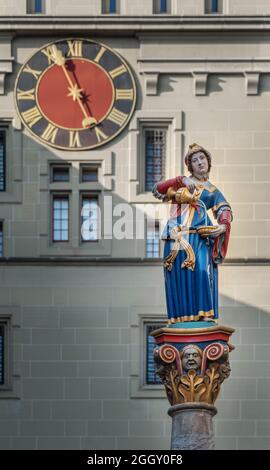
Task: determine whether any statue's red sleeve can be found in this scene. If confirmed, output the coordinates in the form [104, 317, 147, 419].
[156, 176, 185, 194]
[212, 209, 232, 263]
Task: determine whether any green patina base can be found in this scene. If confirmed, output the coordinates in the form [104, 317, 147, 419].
[167, 321, 216, 329]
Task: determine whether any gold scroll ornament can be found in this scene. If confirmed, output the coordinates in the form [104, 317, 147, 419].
[164, 187, 200, 271]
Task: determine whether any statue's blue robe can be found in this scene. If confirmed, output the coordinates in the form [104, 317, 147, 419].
[163, 183, 230, 322]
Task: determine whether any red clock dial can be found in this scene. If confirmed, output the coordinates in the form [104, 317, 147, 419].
[15, 39, 136, 150]
[37, 59, 114, 130]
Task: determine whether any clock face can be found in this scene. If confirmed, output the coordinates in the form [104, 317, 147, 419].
[15, 38, 136, 150]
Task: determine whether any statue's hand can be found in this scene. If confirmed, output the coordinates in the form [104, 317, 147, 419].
[183, 177, 197, 193]
[211, 224, 226, 237]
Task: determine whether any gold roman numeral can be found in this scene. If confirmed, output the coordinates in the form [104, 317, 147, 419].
[41, 123, 58, 144]
[69, 131, 81, 148]
[23, 64, 42, 80]
[21, 106, 42, 128]
[42, 46, 57, 65]
[17, 88, 35, 101]
[109, 65, 127, 79]
[107, 108, 128, 127]
[94, 46, 106, 63]
[115, 89, 134, 100]
[95, 127, 108, 143]
[67, 40, 83, 57]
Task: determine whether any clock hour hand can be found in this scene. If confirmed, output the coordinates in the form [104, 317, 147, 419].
[52, 46, 97, 128]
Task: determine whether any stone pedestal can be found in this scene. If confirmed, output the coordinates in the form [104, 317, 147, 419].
[151, 322, 234, 450]
[168, 402, 217, 450]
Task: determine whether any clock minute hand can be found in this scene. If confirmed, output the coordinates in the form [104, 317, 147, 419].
[52, 46, 97, 128]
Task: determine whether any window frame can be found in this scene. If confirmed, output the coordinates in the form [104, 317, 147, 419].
[0, 316, 12, 391]
[153, 0, 171, 15]
[205, 0, 223, 14]
[101, 0, 120, 14]
[146, 219, 161, 259]
[0, 129, 6, 192]
[130, 310, 167, 398]
[0, 221, 3, 258]
[141, 318, 166, 391]
[80, 192, 100, 243]
[144, 322, 164, 385]
[142, 125, 168, 194]
[80, 164, 99, 183]
[26, 0, 45, 14]
[50, 164, 70, 183]
[51, 193, 70, 243]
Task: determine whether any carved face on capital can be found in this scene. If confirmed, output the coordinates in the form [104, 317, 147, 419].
[182, 346, 202, 372]
[190, 151, 209, 179]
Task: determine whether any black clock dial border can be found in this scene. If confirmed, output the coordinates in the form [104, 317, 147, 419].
[14, 38, 136, 150]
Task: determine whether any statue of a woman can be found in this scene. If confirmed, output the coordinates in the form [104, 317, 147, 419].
[152, 143, 232, 325]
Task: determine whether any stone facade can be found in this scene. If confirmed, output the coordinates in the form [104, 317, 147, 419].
[0, 1, 270, 450]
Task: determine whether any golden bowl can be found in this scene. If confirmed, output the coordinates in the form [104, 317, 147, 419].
[175, 188, 200, 205]
[197, 225, 219, 237]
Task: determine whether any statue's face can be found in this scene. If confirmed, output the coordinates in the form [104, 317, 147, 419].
[190, 151, 209, 178]
[182, 347, 202, 372]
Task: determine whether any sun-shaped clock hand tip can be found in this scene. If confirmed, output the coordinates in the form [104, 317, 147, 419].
[67, 83, 84, 102]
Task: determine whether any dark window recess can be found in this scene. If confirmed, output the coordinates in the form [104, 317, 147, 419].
[0, 131, 6, 192]
[52, 196, 69, 242]
[145, 129, 166, 192]
[146, 324, 163, 385]
[51, 166, 70, 182]
[205, 0, 221, 14]
[27, 0, 44, 13]
[146, 220, 160, 258]
[153, 0, 169, 14]
[81, 167, 98, 182]
[0, 325, 4, 386]
[102, 0, 119, 14]
[0, 223, 3, 257]
[211, 0, 218, 12]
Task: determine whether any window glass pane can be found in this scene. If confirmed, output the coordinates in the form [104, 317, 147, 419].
[153, 0, 169, 13]
[61, 220, 68, 231]
[110, 0, 116, 13]
[53, 221, 61, 231]
[81, 197, 98, 241]
[35, 0, 43, 13]
[145, 129, 166, 191]
[0, 131, 6, 192]
[61, 231, 68, 241]
[27, 0, 44, 13]
[211, 0, 219, 13]
[160, 0, 167, 13]
[146, 221, 160, 258]
[146, 324, 162, 385]
[53, 200, 61, 210]
[0, 223, 3, 257]
[0, 325, 4, 385]
[102, 0, 118, 13]
[205, 0, 220, 13]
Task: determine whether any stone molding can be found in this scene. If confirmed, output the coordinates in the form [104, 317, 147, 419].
[0, 35, 14, 95]
[138, 59, 268, 96]
[2, 16, 270, 33]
